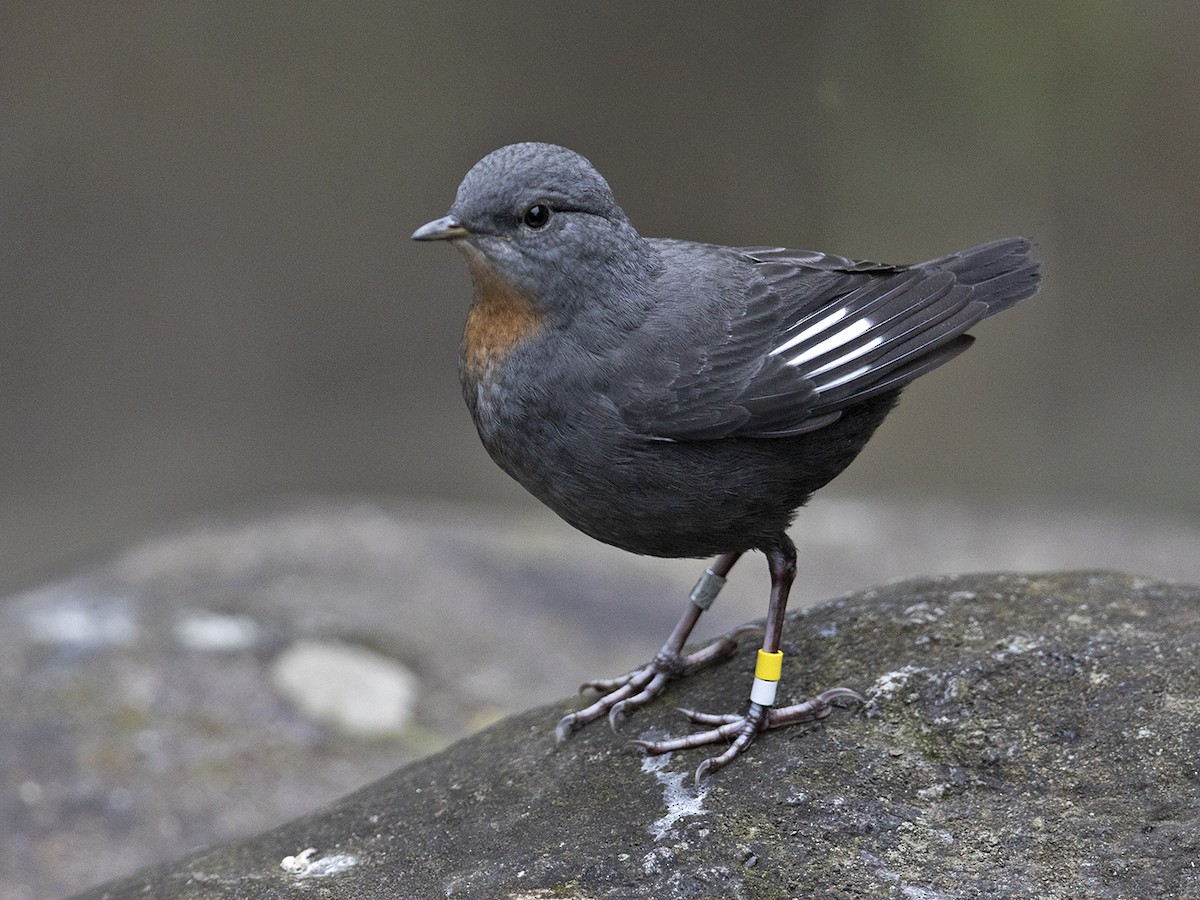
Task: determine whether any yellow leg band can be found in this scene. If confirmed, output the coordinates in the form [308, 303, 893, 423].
[755, 649, 783, 681]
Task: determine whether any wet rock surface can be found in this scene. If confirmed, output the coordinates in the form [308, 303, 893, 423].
[70, 570, 1200, 899]
[4, 498, 1200, 898]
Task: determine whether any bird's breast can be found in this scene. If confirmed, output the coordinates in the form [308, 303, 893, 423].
[460, 252, 546, 380]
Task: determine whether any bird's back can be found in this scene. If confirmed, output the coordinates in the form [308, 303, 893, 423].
[462, 234, 1040, 559]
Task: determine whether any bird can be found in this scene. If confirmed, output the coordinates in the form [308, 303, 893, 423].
[412, 142, 1041, 780]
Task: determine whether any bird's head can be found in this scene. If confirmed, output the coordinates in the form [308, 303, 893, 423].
[413, 143, 651, 318]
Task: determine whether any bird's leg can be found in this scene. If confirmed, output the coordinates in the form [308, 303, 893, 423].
[632, 536, 863, 782]
[555, 551, 747, 743]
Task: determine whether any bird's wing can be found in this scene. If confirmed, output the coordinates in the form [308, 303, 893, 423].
[620, 244, 993, 441]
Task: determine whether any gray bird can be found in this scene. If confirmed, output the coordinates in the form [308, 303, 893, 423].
[413, 142, 1041, 780]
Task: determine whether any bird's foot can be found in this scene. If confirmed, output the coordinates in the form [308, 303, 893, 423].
[631, 687, 863, 782]
[554, 625, 758, 743]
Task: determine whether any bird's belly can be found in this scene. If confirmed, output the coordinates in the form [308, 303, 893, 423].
[465, 367, 898, 560]
[474, 403, 795, 557]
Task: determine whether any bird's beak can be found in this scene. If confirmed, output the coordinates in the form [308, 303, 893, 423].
[411, 214, 470, 242]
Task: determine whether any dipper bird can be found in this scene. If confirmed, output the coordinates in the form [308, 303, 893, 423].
[413, 142, 1041, 780]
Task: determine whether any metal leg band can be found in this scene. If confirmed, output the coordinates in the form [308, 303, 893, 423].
[689, 568, 727, 611]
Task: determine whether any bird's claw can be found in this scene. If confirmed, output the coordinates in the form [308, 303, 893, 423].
[631, 686, 864, 782]
[555, 629, 751, 743]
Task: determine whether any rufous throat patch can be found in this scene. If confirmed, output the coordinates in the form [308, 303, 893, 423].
[461, 254, 545, 377]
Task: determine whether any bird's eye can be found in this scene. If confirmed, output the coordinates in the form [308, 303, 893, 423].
[522, 204, 551, 229]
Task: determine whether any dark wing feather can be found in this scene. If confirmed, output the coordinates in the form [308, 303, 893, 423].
[622, 237, 1040, 442]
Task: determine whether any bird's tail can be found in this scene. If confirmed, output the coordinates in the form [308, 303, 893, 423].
[923, 236, 1041, 317]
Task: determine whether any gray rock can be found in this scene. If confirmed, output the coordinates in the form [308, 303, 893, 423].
[5, 498, 1200, 897]
[4, 499, 744, 899]
[70, 571, 1200, 900]
[269, 639, 419, 737]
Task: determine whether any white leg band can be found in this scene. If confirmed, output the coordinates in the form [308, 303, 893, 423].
[750, 676, 779, 707]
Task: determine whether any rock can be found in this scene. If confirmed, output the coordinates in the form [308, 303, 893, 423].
[70, 571, 1200, 899]
[1, 500, 723, 899]
[5, 498, 1200, 897]
[269, 639, 418, 736]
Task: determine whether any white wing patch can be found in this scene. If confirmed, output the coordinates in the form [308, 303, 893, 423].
[750, 260, 992, 416]
[780, 317, 874, 368]
[767, 300, 890, 395]
[815, 363, 872, 392]
[810, 336, 884, 376]
[771, 307, 848, 357]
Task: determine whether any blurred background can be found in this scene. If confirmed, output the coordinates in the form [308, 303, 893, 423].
[3, 2, 1198, 595]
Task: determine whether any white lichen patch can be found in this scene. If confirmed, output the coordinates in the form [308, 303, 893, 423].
[280, 848, 317, 873]
[174, 611, 261, 651]
[642, 845, 673, 875]
[960, 618, 986, 643]
[861, 849, 960, 900]
[902, 603, 946, 624]
[994, 635, 1040, 657]
[280, 847, 358, 878]
[641, 753, 709, 841]
[869, 664, 928, 702]
[1163, 694, 1200, 715]
[22, 589, 138, 648]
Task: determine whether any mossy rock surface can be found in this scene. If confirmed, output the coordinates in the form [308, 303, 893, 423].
[75, 571, 1200, 899]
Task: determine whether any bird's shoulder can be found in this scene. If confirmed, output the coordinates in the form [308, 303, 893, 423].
[609, 240, 874, 441]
